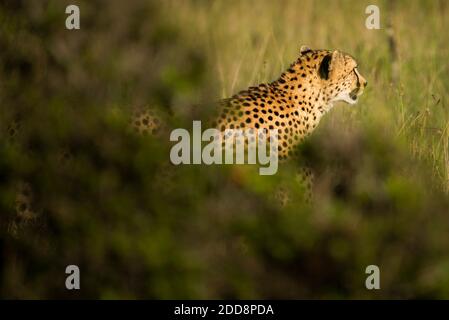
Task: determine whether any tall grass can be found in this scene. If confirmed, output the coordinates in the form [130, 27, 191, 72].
[162, 0, 449, 190]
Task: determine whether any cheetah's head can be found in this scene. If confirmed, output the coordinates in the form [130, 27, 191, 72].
[300, 46, 367, 105]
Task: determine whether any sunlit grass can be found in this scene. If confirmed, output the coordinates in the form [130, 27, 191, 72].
[162, 0, 449, 189]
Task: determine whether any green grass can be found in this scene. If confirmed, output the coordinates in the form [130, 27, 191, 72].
[162, 0, 449, 190]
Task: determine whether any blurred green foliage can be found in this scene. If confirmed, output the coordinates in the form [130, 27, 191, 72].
[1, 0, 449, 299]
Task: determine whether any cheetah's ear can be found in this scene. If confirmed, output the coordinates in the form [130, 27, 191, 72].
[318, 53, 332, 80]
[300, 45, 312, 55]
[319, 50, 345, 80]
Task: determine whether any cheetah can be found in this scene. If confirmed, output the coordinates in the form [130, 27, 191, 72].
[213, 45, 367, 159]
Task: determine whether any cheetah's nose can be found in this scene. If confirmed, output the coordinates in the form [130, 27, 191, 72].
[364, 80, 368, 87]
